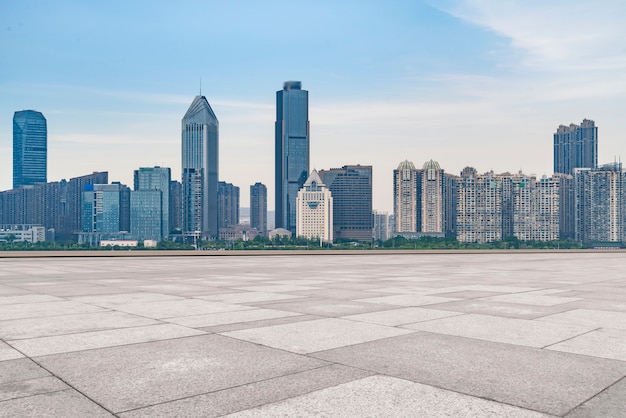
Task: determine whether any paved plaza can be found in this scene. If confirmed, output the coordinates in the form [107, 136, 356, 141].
[0, 252, 625, 417]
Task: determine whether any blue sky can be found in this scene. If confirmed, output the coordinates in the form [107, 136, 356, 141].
[2, 0, 625, 212]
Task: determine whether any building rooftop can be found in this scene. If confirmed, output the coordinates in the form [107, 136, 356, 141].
[0, 252, 625, 417]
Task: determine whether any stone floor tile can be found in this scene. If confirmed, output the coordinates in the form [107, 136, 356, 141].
[111, 298, 253, 319]
[430, 290, 507, 299]
[224, 375, 551, 418]
[9, 324, 205, 356]
[402, 313, 594, 347]
[0, 300, 105, 321]
[0, 294, 64, 305]
[36, 334, 327, 413]
[312, 331, 626, 416]
[547, 328, 626, 361]
[424, 299, 575, 319]
[246, 298, 399, 317]
[538, 309, 626, 330]
[286, 288, 391, 300]
[0, 311, 160, 340]
[355, 294, 461, 306]
[565, 377, 626, 418]
[0, 389, 114, 417]
[481, 293, 582, 306]
[0, 341, 24, 361]
[200, 314, 323, 333]
[232, 284, 321, 292]
[197, 292, 307, 304]
[165, 308, 301, 328]
[70, 292, 184, 307]
[0, 376, 68, 402]
[0, 358, 49, 385]
[119, 364, 372, 417]
[222, 318, 414, 354]
[342, 307, 463, 326]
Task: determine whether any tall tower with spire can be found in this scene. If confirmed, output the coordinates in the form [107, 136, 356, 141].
[182, 95, 219, 239]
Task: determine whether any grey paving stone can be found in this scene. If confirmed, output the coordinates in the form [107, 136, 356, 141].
[0, 294, 64, 305]
[0, 359, 49, 385]
[0, 389, 114, 417]
[247, 298, 399, 317]
[232, 284, 321, 292]
[111, 298, 253, 319]
[70, 292, 184, 307]
[222, 318, 414, 354]
[481, 293, 581, 306]
[355, 294, 461, 306]
[200, 314, 323, 333]
[538, 309, 626, 330]
[0, 300, 105, 321]
[0, 341, 23, 361]
[119, 364, 372, 417]
[547, 328, 626, 361]
[430, 290, 507, 299]
[165, 308, 301, 328]
[565, 377, 626, 418]
[424, 299, 575, 319]
[285, 288, 391, 300]
[312, 331, 626, 416]
[0, 376, 68, 401]
[342, 307, 463, 326]
[36, 334, 328, 413]
[224, 375, 551, 418]
[198, 292, 307, 304]
[10, 324, 205, 356]
[0, 311, 160, 340]
[402, 313, 594, 347]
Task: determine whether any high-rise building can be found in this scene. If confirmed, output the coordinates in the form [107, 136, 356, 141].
[420, 160, 444, 233]
[373, 210, 390, 241]
[574, 163, 626, 243]
[511, 174, 560, 242]
[393, 160, 419, 233]
[134, 166, 171, 239]
[131, 190, 162, 241]
[554, 119, 597, 175]
[60, 172, 108, 240]
[456, 168, 503, 243]
[169, 180, 183, 233]
[217, 181, 239, 229]
[182, 95, 219, 239]
[250, 182, 267, 234]
[554, 173, 576, 240]
[275, 81, 309, 234]
[318, 165, 373, 241]
[81, 184, 122, 233]
[296, 170, 333, 243]
[13, 110, 47, 188]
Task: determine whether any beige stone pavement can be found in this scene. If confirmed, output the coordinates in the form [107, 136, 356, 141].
[0, 252, 625, 417]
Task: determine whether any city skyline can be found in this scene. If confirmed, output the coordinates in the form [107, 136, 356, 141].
[2, 1, 626, 213]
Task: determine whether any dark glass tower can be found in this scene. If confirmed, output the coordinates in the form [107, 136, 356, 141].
[13, 110, 47, 188]
[250, 182, 267, 234]
[554, 119, 597, 175]
[275, 81, 309, 234]
[182, 96, 219, 239]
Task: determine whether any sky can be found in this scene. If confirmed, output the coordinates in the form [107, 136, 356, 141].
[1, 0, 625, 213]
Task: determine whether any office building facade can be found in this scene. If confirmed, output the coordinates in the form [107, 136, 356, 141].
[182, 95, 219, 239]
[134, 166, 171, 239]
[250, 182, 267, 234]
[275, 81, 309, 234]
[217, 181, 239, 229]
[318, 165, 373, 241]
[373, 210, 390, 241]
[81, 184, 122, 233]
[13, 110, 47, 189]
[131, 190, 163, 241]
[554, 119, 597, 175]
[296, 170, 333, 243]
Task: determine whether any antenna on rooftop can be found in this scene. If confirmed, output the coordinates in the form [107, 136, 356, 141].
[199, 77, 202, 96]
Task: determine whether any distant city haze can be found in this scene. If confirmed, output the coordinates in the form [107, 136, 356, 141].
[2, 1, 625, 212]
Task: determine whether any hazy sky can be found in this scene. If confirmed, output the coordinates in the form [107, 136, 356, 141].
[2, 0, 625, 212]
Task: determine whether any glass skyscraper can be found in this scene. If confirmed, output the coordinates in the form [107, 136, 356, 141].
[275, 81, 309, 234]
[13, 110, 47, 188]
[250, 182, 267, 234]
[134, 166, 171, 239]
[182, 96, 219, 239]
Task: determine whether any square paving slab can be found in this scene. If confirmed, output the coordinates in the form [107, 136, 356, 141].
[1, 253, 625, 417]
